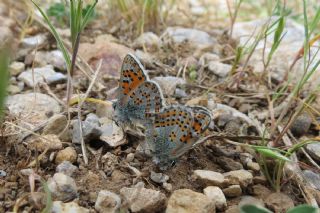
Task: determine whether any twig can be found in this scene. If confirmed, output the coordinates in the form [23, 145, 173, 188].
[77, 59, 103, 165]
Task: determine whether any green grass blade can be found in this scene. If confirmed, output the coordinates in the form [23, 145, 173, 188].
[254, 147, 291, 162]
[240, 204, 273, 213]
[80, 0, 98, 32]
[0, 49, 9, 122]
[40, 179, 53, 213]
[30, 0, 71, 68]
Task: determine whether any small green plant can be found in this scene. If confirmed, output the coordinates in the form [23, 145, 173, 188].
[188, 65, 197, 81]
[240, 204, 318, 213]
[47, 2, 96, 27]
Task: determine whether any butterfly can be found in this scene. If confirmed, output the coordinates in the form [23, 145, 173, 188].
[113, 54, 165, 127]
[145, 105, 212, 168]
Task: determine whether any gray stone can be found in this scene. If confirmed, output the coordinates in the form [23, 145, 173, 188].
[217, 156, 243, 171]
[9, 62, 25, 76]
[43, 114, 68, 135]
[306, 143, 320, 162]
[239, 196, 264, 208]
[223, 170, 253, 188]
[265, 192, 294, 212]
[95, 190, 121, 213]
[150, 171, 169, 184]
[252, 184, 272, 199]
[302, 170, 320, 190]
[6, 93, 61, 124]
[204, 186, 227, 210]
[100, 121, 126, 147]
[18, 65, 67, 87]
[290, 112, 312, 137]
[166, 189, 215, 213]
[162, 27, 216, 48]
[208, 61, 231, 78]
[133, 32, 160, 49]
[72, 118, 102, 144]
[47, 50, 67, 71]
[52, 201, 89, 213]
[222, 185, 242, 197]
[153, 76, 186, 96]
[199, 53, 220, 66]
[48, 173, 78, 201]
[120, 186, 166, 213]
[0, 170, 6, 177]
[193, 170, 225, 187]
[56, 161, 78, 177]
[21, 34, 46, 48]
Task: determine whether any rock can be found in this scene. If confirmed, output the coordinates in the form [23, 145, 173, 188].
[133, 32, 160, 49]
[253, 176, 267, 185]
[100, 121, 126, 147]
[9, 61, 25, 76]
[56, 161, 78, 177]
[0, 26, 13, 48]
[95, 190, 121, 213]
[134, 50, 154, 67]
[78, 34, 133, 83]
[21, 34, 47, 49]
[163, 182, 173, 192]
[72, 113, 103, 144]
[48, 173, 78, 201]
[290, 112, 312, 137]
[18, 65, 67, 87]
[199, 53, 220, 66]
[302, 170, 320, 190]
[223, 170, 253, 188]
[175, 88, 187, 98]
[47, 50, 67, 71]
[162, 27, 216, 49]
[264, 192, 294, 212]
[153, 76, 186, 96]
[223, 185, 242, 197]
[203, 186, 227, 211]
[101, 152, 119, 172]
[166, 189, 215, 213]
[0, 170, 6, 177]
[252, 184, 271, 199]
[192, 170, 225, 187]
[126, 153, 135, 162]
[239, 196, 264, 208]
[7, 85, 22, 94]
[55, 147, 77, 164]
[120, 186, 166, 213]
[6, 93, 61, 124]
[225, 205, 239, 213]
[26, 134, 62, 152]
[306, 143, 320, 162]
[43, 114, 68, 135]
[217, 156, 243, 171]
[150, 171, 169, 184]
[52, 201, 89, 213]
[246, 161, 260, 172]
[208, 61, 231, 78]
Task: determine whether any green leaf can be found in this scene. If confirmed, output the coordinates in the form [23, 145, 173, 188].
[0, 49, 9, 122]
[287, 204, 318, 213]
[254, 147, 291, 162]
[240, 204, 272, 213]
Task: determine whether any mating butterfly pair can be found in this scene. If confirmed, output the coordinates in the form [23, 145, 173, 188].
[113, 54, 212, 167]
